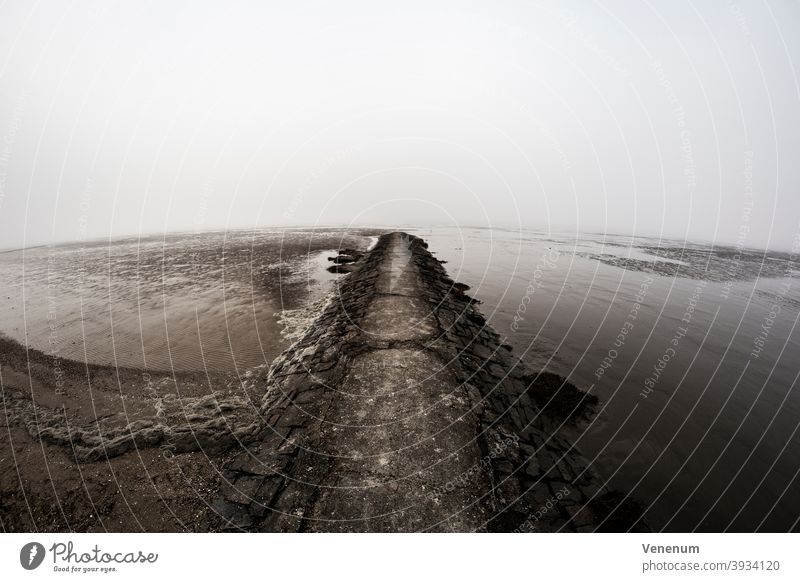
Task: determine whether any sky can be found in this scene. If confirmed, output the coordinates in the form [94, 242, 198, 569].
[0, 0, 799, 250]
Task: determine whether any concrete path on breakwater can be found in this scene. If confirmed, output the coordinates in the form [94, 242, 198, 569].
[209, 232, 638, 532]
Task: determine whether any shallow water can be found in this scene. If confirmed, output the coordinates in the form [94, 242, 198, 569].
[0, 229, 376, 373]
[2, 225, 798, 531]
[409, 226, 800, 532]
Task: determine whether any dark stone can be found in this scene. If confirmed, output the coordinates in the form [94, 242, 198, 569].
[524, 371, 599, 422]
[524, 455, 541, 478]
[209, 498, 253, 530]
[588, 491, 650, 533]
[565, 505, 595, 528]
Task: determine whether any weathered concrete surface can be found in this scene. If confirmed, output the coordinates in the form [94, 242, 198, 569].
[209, 232, 634, 532]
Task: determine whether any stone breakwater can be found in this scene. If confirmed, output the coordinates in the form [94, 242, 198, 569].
[3, 231, 642, 531]
[209, 232, 641, 532]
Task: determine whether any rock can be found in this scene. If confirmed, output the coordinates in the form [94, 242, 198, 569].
[200, 232, 624, 532]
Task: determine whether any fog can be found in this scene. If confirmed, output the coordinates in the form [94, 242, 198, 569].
[1, 0, 799, 250]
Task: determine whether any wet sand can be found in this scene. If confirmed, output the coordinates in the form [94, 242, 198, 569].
[0, 229, 380, 531]
[0, 229, 379, 372]
[0, 333, 235, 531]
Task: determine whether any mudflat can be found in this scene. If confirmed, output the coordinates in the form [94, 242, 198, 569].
[0, 229, 378, 531]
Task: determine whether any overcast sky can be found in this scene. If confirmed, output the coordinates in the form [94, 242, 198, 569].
[1, 0, 799, 250]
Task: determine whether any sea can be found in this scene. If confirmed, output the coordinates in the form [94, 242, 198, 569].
[1, 226, 798, 532]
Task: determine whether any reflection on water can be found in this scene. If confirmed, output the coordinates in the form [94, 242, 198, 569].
[410, 226, 800, 532]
